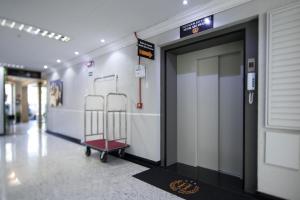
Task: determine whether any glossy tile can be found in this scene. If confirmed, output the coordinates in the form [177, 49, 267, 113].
[0, 122, 181, 200]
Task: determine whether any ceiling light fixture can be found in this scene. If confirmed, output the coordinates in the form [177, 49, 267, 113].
[19, 24, 24, 31]
[101, 39, 105, 43]
[10, 22, 15, 28]
[56, 59, 61, 63]
[44, 65, 48, 69]
[1, 19, 6, 26]
[74, 51, 79, 55]
[48, 32, 55, 38]
[182, 0, 188, 5]
[0, 63, 25, 69]
[0, 17, 71, 43]
[55, 34, 62, 40]
[64, 37, 70, 42]
[34, 28, 41, 35]
[26, 26, 33, 33]
[41, 30, 48, 36]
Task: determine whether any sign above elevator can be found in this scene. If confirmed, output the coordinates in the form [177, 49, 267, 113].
[137, 39, 155, 60]
[180, 15, 214, 38]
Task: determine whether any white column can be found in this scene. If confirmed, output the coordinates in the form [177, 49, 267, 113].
[0, 67, 5, 135]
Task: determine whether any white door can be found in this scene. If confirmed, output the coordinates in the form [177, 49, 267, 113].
[177, 41, 244, 178]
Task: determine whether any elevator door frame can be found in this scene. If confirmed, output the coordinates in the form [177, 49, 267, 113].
[160, 19, 258, 193]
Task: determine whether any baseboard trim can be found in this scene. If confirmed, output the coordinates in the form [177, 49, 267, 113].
[46, 130, 81, 144]
[255, 192, 286, 200]
[46, 130, 160, 168]
[110, 151, 161, 168]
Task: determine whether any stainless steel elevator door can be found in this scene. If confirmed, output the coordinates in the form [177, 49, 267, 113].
[177, 41, 244, 178]
[219, 52, 243, 178]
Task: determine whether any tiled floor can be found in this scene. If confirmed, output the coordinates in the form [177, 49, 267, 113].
[0, 122, 181, 200]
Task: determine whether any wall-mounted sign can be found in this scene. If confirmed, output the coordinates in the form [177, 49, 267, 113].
[180, 15, 214, 38]
[135, 64, 146, 78]
[138, 39, 155, 60]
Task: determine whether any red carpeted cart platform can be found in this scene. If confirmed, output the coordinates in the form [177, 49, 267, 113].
[84, 139, 129, 162]
[85, 139, 129, 151]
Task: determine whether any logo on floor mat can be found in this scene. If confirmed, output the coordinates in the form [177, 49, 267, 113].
[169, 179, 200, 195]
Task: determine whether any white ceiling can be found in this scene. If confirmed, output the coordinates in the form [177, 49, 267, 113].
[0, 0, 210, 71]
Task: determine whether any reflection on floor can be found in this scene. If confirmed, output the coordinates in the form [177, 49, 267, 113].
[0, 123, 180, 200]
[5, 120, 44, 135]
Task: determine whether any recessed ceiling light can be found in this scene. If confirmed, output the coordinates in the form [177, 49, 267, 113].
[101, 39, 105, 43]
[1, 63, 25, 69]
[19, 24, 24, 31]
[34, 28, 41, 35]
[44, 65, 48, 69]
[55, 34, 62, 40]
[61, 36, 70, 42]
[48, 33, 55, 38]
[182, 0, 188, 5]
[10, 22, 15, 28]
[56, 59, 61, 63]
[41, 30, 48, 36]
[74, 51, 79, 55]
[27, 26, 33, 33]
[1, 19, 6, 26]
[0, 17, 71, 42]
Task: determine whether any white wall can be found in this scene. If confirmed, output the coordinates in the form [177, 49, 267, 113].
[218, 1, 300, 199]
[46, 0, 300, 198]
[47, 45, 161, 162]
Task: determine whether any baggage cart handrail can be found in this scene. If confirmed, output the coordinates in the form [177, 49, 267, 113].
[84, 95, 105, 142]
[105, 92, 128, 150]
[93, 74, 118, 94]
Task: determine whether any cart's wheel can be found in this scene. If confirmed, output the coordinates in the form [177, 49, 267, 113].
[118, 149, 125, 158]
[100, 151, 108, 163]
[85, 147, 91, 157]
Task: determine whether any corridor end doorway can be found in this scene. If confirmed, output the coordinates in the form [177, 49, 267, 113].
[4, 75, 47, 135]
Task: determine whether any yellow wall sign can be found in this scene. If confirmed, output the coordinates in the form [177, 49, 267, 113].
[137, 39, 155, 60]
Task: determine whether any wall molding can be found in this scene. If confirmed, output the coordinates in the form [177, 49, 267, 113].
[48, 107, 160, 117]
[48, 0, 252, 73]
[46, 130, 82, 144]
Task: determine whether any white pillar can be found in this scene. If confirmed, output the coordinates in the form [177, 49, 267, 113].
[0, 67, 5, 135]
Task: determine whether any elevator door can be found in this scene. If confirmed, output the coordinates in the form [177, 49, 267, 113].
[177, 41, 244, 178]
[219, 53, 243, 177]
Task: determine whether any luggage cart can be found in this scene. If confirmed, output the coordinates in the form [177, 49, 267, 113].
[83, 75, 129, 162]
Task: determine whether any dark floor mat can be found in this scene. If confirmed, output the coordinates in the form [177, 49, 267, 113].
[133, 167, 257, 200]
